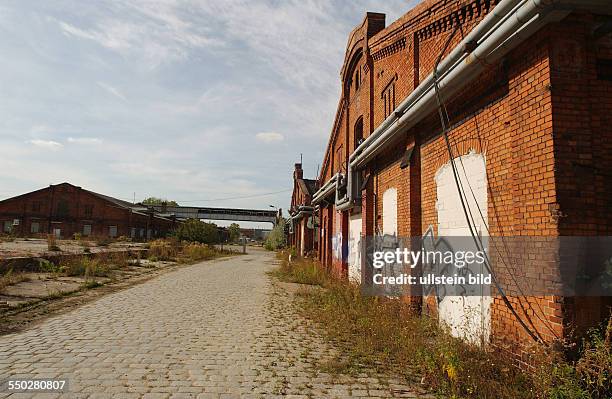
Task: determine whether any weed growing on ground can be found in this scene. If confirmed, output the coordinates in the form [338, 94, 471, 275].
[60, 256, 109, 278]
[275, 254, 611, 399]
[38, 259, 61, 273]
[270, 251, 326, 286]
[148, 239, 180, 261]
[82, 280, 103, 289]
[46, 234, 61, 251]
[148, 238, 239, 264]
[0, 268, 31, 292]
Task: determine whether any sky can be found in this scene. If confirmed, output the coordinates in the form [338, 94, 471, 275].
[0, 0, 416, 227]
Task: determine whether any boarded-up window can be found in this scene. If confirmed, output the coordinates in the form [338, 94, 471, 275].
[382, 76, 397, 118]
[335, 145, 345, 173]
[354, 117, 363, 151]
[83, 224, 92, 236]
[382, 188, 398, 235]
[3, 221, 12, 233]
[84, 204, 94, 218]
[31, 201, 42, 212]
[56, 200, 69, 218]
[109, 226, 117, 238]
[31, 222, 40, 234]
[435, 151, 491, 345]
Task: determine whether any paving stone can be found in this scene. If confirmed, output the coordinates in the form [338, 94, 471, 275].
[0, 250, 428, 398]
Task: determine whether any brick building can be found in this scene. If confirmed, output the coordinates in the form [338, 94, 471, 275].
[287, 163, 318, 256]
[0, 183, 176, 240]
[307, 0, 612, 364]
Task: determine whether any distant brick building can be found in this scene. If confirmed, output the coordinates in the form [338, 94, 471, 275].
[0, 183, 176, 240]
[287, 163, 317, 256]
[306, 0, 612, 365]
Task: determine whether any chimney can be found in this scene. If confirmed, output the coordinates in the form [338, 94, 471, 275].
[294, 163, 303, 180]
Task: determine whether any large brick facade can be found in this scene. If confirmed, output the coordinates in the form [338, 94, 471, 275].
[0, 183, 176, 240]
[309, 0, 612, 364]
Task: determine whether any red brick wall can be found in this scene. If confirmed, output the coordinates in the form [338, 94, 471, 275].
[312, 0, 611, 364]
[0, 183, 174, 239]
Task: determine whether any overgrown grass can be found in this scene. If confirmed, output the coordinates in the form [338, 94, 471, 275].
[270, 252, 327, 286]
[61, 256, 110, 278]
[274, 254, 611, 399]
[0, 268, 31, 292]
[46, 234, 61, 251]
[148, 238, 238, 263]
[148, 239, 180, 261]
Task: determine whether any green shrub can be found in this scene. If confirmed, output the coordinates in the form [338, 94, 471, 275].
[575, 318, 611, 399]
[38, 259, 60, 273]
[264, 219, 286, 250]
[172, 219, 219, 244]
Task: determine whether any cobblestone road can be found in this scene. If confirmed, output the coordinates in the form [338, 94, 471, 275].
[0, 249, 429, 398]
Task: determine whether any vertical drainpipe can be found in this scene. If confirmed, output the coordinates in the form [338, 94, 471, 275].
[342, 98, 350, 278]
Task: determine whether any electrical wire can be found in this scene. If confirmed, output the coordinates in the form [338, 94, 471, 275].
[112, 189, 292, 205]
[432, 22, 542, 343]
[167, 189, 292, 203]
[442, 21, 560, 340]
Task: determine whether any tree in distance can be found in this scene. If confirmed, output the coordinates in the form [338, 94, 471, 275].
[227, 223, 241, 243]
[142, 197, 179, 206]
[173, 219, 219, 244]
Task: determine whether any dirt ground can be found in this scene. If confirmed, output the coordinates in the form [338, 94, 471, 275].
[0, 258, 189, 335]
[0, 237, 146, 259]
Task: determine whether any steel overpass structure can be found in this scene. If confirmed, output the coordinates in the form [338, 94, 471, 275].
[150, 205, 279, 226]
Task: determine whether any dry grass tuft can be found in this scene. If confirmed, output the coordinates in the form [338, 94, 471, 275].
[0, 268, 31, 293]
[148, 239, 180, 261]
[274, 254, 611, 399]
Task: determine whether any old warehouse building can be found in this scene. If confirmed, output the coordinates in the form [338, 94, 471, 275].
[0, 183, 176, 240]
[287, 163, 318, 256]
[291, 0, 612, 365]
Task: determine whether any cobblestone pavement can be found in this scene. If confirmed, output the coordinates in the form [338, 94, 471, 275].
[0, 249, 431, 398]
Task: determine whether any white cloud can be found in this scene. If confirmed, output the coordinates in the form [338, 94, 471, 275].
[1, 0, 415, 216]
[256, 132, 284, 142]
[27, 139, 63, 149]
[97, 82, 127, 101]
[56, 3, 224, 67]
[67, 137, 102, 144]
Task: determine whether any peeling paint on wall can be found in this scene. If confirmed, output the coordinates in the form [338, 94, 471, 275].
[434, 151, 491, 346]
[382, 187, 397, 236]
[348, 214, 362, 282]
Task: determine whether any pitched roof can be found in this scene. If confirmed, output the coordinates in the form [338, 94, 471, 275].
[303, 179, 317, 196]
[0, 182, 173, 222]
[297, 178, 317, 197]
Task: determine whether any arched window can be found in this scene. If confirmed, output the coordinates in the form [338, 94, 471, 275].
[354, 117, 363, 151]
[344, 49, 362, 97]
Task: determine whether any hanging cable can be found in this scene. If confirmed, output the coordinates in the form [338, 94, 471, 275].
[445, 21, 560, 340]
[432, 21, 542, 343]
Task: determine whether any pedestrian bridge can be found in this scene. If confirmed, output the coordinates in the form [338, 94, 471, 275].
[151, 205, 279, 226]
